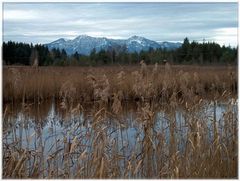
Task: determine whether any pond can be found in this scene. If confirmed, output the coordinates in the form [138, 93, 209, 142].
[3, 99, 238, 178]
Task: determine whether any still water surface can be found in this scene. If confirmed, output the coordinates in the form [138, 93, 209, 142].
[3, 99, 237, 177]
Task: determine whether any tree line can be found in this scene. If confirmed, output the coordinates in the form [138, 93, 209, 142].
[3, 38, 237, 66]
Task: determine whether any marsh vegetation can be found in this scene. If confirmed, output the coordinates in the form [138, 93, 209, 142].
[3, 64, 238, 178]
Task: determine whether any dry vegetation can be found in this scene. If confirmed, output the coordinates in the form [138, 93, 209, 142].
[3, 64, 237, 103]
[3, 63, 238, 179]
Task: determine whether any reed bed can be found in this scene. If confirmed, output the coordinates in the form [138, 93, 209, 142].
[2, 63, 238, 179]
[3, 64, 237, 103]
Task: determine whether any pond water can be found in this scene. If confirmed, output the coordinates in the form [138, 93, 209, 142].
[3, 99, 238, 178]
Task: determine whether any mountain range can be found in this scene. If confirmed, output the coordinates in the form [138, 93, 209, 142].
[46, 35, 182, 55]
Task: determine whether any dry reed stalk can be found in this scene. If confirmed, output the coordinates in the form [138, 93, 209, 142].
[2, 65, 237, 179]
[3, 65, 237, 103]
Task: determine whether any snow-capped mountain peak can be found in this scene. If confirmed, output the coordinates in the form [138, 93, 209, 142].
[51, 38, 66, 44]
[128, 35, 145, 44]
[46, 35, 182, 55]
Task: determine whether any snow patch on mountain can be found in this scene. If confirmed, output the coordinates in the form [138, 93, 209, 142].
[46, 35, 182, 55]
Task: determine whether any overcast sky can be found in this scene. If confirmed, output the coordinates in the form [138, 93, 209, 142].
[3, 3, 238, 46]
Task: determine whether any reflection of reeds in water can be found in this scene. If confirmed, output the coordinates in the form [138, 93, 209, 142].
[2, 63, 238, 179]
[3, 100, 237, 178]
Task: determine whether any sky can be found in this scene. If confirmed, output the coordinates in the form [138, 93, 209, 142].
[3, 3, 238, 46]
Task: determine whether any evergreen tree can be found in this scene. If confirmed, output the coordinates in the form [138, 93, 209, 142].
[2, 39, 238, 66]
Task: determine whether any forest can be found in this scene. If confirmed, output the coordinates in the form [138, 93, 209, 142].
[2, 38, 238, 66]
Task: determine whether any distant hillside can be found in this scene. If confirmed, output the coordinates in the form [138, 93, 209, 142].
[45, 35, 182, 55]
[3, 37, 237, 66]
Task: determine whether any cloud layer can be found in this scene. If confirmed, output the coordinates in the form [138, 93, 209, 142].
[3, 3, 238, 46]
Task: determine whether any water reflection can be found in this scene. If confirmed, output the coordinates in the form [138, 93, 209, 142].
[3, 99, 237, 178]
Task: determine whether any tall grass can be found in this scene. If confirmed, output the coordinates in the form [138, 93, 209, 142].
[3, 65, 237, 103]
[3, 64, 238, 178]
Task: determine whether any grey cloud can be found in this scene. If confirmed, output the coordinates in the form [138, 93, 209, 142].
[3, 2, 238, 46]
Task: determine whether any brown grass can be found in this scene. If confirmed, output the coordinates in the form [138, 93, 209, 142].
[3, 64, 237, 103]
[2, 63, 238, 179]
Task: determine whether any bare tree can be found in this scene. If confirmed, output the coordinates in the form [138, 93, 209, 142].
[30, 49, 39, 67]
